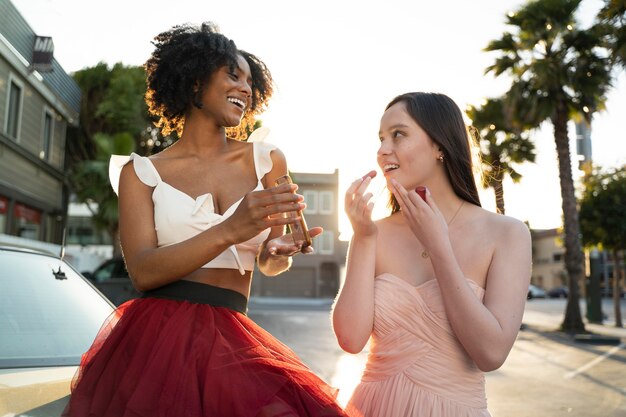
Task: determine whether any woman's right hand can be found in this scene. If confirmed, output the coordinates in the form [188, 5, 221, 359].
[345, 171, 378, 237]
[224, 182, 305, 244]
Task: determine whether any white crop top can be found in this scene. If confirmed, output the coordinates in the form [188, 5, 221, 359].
[109, 141, 278, 275]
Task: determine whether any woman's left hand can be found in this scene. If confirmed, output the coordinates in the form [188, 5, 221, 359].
[389, 179, 449, 252]
[266, 227, 323, 256]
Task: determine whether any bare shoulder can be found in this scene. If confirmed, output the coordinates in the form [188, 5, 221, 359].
[374, 212, 403, 235]
[145, 143, 177, 161]
[119, 159, 139, 185]
[262, 145, 287, 188]
[118, 159, 154, 199]
[269, 146, 286, 167]
[246, 139, 287, 169]
[472, 206, 531, 247]
[374, 213, 397, 228]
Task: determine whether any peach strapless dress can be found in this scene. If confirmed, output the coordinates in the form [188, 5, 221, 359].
[346, 273, 491, 417]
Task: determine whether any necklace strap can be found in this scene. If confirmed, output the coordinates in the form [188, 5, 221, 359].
[447, 201, 464, 226]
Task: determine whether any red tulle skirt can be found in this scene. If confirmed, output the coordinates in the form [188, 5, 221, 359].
[63, 286, 350, 417]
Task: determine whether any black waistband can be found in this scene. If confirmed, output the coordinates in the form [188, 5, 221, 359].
[142, 280, 248, 314]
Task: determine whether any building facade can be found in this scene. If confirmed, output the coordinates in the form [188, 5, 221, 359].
[0, 0, 80, 245]
[251, 169, 348, 298]
[530, 228, 566, 291]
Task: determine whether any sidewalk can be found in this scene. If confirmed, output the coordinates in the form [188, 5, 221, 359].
[522, 307, 626, 341]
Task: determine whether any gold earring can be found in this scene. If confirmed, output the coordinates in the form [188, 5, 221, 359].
[437, 154, 444, 162]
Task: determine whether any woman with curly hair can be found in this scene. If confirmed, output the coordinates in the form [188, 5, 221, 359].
[63, 22, 350, 417]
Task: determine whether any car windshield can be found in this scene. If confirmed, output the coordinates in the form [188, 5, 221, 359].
[0, 250, 114, 368]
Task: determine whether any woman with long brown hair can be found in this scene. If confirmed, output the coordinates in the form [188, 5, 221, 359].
[333, 92, 531, 417]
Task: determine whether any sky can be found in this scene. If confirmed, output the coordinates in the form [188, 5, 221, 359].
[11, 0, 626, 239]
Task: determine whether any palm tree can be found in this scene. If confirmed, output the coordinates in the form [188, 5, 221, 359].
[484, 0, 612, 333]
[597, 0, 626, 68]
[466, 98, 536, 215]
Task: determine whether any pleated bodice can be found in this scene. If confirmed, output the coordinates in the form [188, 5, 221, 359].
[347, 273, 491, 417]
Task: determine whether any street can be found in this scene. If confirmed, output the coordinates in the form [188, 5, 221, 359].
[248, 297, 626, 417]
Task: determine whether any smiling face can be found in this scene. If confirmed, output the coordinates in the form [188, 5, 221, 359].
[377, 101, 442, 190]
[198, 54, 253, 127]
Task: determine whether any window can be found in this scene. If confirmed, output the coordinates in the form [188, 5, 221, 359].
[41, 110, 54, 160]
[315, 231, 334, 255]
[303, 190, 318, 214]
[0, 249, 114, 368]
[319, 191, 334, 214]
[553, 253, 563, 262]
[5, 77, 23, 140]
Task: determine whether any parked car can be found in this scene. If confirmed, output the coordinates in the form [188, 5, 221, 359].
[603, 287, 625, 298]
[548, 286, 569, 298]
[82, 257, 141, 306]
[0, 245, 114, 416]
[527, 284, 547, 299]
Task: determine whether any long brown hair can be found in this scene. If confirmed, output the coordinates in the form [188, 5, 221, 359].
[386, 92, 482, 213]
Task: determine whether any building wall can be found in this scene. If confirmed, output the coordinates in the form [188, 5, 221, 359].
[251, 169, 348, 298]
[0, 0, 80, 244]
[531, 228, 566, 291]
[0, 144, 63, 204]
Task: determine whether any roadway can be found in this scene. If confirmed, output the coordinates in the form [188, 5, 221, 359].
[248, 297, 626, 417]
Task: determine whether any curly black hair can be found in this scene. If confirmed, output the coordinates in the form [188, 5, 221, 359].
[144, 22, 273, 138]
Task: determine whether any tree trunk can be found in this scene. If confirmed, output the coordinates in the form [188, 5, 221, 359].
[493, 168, 505, 215]
[552, 105, 586, 334]
[614, 249, 623, 328]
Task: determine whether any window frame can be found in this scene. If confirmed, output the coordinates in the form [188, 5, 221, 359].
[319, 191, 334, 215]
[4, 74, 24, 141]
[303, 190, 318, 214]
[41, 106, 54, 160]
[316, 230, 334, 255]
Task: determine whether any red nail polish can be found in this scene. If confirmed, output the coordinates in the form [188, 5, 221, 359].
[415, 186, 427, 201]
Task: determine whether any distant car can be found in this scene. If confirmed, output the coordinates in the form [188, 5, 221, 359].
[548, 286, 569, 298]
[0, 245, 114, 416]
[527, 284, 547, 299]
[603, 286, 625, 298]
[82, 257, 141, 306]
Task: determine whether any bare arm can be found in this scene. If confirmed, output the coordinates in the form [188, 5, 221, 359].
[429, 220, 531, 371]
[332, 172, 378, 353]
[118, 161, 304, 291]
[257, 149, 294, 276]
[390, 180, 532, 371]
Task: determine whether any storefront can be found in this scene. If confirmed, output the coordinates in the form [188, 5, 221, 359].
[14, 202, 42, 240]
